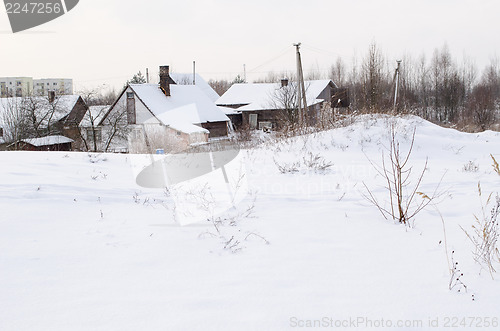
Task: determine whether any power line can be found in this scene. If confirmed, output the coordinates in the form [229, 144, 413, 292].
[247, 46, 293, 73]
[301, 43, 344, 59]
[76, 75, 131, 83]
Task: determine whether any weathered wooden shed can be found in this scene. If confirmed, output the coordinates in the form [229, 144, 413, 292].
[16, 135, 74, 151]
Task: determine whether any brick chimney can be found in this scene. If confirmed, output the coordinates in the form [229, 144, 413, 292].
[159, 65, 175, 97]
[48, 90, 55, 103]
[281, 78, 289, 88]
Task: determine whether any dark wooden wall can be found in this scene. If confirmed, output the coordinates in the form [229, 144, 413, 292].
[201, 121, 228, 138]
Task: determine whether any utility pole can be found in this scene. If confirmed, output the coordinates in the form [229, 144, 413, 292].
[243, 64, 246, 82]
[193, 61, 196, 85]
[294, 43, 308, 127]
[393, 60, 402, 113]
[146, 68, 149, 83]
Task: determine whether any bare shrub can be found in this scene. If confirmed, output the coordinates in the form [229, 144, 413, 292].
[463, 161, 479, 173]
[234, 124, 254, 143]
[302, 152, 333, 171]
[273, 157, 300, 174]
[362, 124, 438, 226]
[273, 150, 333, 174]
[461, 183, 500, 279]
[198, 195, 265, 254]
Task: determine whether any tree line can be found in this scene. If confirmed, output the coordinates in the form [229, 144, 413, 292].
[334, 43, 499, 130]
[209, 43, 500, 131]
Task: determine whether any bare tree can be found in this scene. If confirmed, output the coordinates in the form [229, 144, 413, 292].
[330, 57, 347, 88]
[22, 95, 47, 137]
[0, 97, 29, 148]
[415, 53, 431, 119]
[468, 83, 496, 130]
[81, 106, 108, 152]
[42, 94, 66, 135]
[268, 82, 300, 129]
[75, 88, 127, 152]
[101, 104, 129, 152]
[305, 63, 324, 80]
[253, 71, 296, 84]
[208, 79, 232, 96]
[361, 42, 389, 111]
[76, 90, 104, 151]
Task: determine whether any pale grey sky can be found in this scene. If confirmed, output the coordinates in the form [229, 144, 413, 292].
[1, 0, 499, 92]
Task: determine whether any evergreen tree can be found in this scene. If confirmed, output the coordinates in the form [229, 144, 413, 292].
[232, 74, 246, 84]
[127, 71, 146, 85]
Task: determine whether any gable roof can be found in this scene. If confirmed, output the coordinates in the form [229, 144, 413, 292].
[0, 95, 81, 124]
[80, 105, 109, 127]
[0, 95, 83, 137]
[129, 83, 229, 125]
[170, 73, 220, 102]
[21, 135, 74, 147]
[216, 79, 336, 111]
[156, 104, 209, 134]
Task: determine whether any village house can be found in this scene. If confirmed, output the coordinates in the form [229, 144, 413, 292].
[0, 92, 88, 150]
[101, 66, 230, 154]
[216, 79, 338, 130]
[169, 73, 220, 102]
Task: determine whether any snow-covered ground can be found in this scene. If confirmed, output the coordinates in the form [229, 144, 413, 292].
[1, 115, 499, 330]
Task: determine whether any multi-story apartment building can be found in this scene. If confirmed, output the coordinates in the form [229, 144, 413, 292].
[0, 77, 34, 97]
[34, 78, 73, 96]
[0, 77, 73, 97]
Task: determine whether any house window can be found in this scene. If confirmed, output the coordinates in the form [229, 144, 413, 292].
[132, 129, 142, 140]
[86, 128, 102, 147]
[259, 121, 272, 130]
[16, 81, 21, 86]
[53, 83, 57, 86]
[126, 92, 136, 124]
[177, 131, 181, 136]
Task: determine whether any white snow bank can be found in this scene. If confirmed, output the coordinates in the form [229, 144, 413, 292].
[1, 115, 499, 330]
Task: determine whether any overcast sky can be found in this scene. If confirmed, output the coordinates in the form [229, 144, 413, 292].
[1, 0, 499, 92]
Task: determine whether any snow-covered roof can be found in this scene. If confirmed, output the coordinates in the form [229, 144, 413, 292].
[53, 95, 80, 111]
[129, 84, 229, 131]
[156, 104, 210, 134]
[0, 95, 81, 126]
[216, 80, 336, 111]
[218, 106, 240, 116]
[170, 73, 220, 102]
[22, 135, 74, 147]
[80, 105, 109, 127]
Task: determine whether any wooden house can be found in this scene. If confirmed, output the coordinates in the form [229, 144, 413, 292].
[101, 66, 230, 154]
[0, 93, 88, 150]
[216, 79, 338, 130]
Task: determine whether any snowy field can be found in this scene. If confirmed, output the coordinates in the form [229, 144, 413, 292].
[1, 115, 499, 330]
